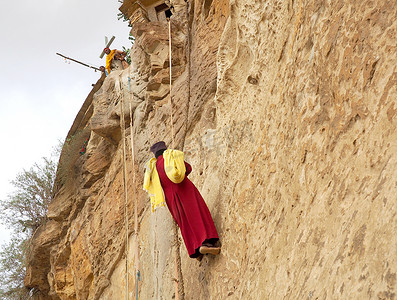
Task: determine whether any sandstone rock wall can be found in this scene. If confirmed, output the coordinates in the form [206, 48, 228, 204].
[26, 0, 397, 299]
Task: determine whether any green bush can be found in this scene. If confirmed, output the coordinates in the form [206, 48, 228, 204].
[0, 153, 58, 298]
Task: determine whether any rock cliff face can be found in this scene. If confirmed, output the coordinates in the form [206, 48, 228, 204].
[26, 0, 397, 299]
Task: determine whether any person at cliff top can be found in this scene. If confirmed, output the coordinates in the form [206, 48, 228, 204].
[99, 66, 108, 76]
[103, 47, 129, 73]
[143, 141, 221, 261]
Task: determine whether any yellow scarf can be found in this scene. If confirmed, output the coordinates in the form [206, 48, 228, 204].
[143, 150, 186, 212]
[105, 50, 116, 74]
[143, 158, 165, 212]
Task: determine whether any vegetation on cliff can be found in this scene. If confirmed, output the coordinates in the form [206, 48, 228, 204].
[0, 154, 58, 299]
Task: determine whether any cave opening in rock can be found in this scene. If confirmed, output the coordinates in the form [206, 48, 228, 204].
[155, 3, 172, 20]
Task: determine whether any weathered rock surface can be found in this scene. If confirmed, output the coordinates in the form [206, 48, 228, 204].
[26, 0, 397, 299]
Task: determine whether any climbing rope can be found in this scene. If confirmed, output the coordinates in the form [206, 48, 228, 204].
[119, 76, 130, 300]
[168, 17, 175, 149]
[114, 4, 191, 299]
[128, 76, 141, 300]
[167, 16, 184, 300]
[166, 2, 194, 297]
[183, 0, 192, 147]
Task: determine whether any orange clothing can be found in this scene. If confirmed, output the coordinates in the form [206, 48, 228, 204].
[105, 50, 116, 73]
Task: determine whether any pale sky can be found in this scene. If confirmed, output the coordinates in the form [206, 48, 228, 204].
[0, 0, 132, 245]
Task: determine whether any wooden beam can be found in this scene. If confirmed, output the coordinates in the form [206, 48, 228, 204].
[99, 36, 116, 58]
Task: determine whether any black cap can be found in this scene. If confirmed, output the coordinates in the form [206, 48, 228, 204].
[150, 141, 167, 155]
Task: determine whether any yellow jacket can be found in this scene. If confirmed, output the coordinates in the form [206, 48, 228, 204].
[105, 50, 116, 74]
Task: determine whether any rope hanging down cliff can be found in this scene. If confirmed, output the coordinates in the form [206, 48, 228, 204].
[118, 3, 208, 300]
[167, 15, 183, 300]
[164, 4, 200, 300]
[118, 76, 130, 300]
[118, 74, 142, 300]
[149, 13, 220, 299]
[128, 78, 141, 300]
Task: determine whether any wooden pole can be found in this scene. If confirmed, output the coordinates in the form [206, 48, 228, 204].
[56, 53, 101, 71]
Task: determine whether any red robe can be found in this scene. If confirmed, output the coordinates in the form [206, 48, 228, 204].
[156, 155, 219, 257]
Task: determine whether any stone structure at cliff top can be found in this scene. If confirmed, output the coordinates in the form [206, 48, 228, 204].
[25, 0, 397, 299]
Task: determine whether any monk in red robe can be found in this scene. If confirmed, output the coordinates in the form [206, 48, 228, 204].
[150, 141, 221, 260]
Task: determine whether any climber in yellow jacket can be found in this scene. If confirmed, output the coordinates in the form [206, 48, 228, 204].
[103, 47, 129, 73]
